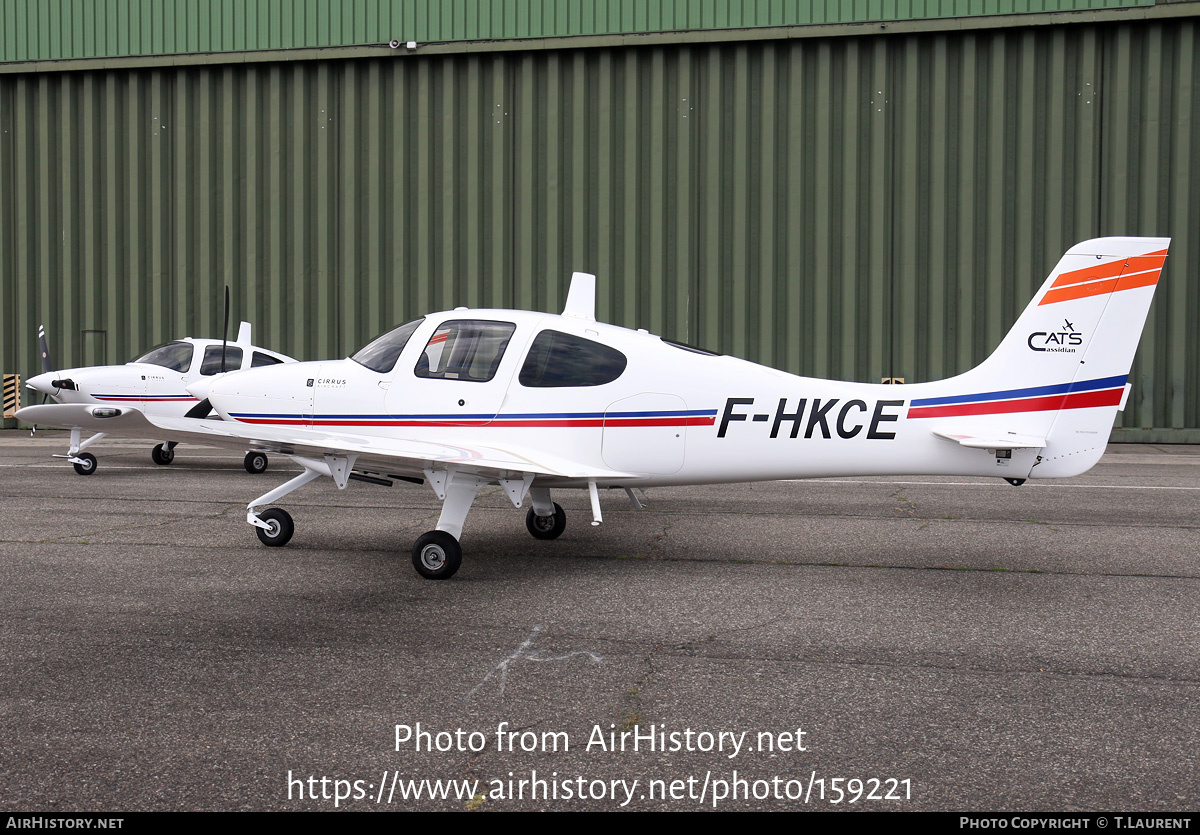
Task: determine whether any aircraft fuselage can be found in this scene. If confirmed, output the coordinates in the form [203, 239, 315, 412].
[205, 309, 1054, 487]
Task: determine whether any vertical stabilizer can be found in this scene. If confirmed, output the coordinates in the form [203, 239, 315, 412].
[913, 237, 1169, 478]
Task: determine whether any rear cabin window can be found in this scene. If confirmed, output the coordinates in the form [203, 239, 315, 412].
[130, 342, 193, 372]
[200, 346, 243, 375]
[519, 330, 628, 388]
[415, 320, 516, 383]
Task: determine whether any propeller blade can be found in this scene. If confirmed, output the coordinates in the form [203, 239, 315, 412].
[37, 325, 52, 374]
[221, 286, 230, 373]
[183, 398, 212, 419]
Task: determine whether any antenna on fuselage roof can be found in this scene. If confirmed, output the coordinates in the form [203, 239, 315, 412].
[561, 272, 596, 320]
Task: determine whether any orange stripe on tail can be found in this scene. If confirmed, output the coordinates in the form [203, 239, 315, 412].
[1039, 249, 1165, 305]
[1050, 250, 1166, 289]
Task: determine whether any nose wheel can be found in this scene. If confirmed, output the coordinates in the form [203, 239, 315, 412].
[151, 444, 174, 465]
[72, 452, 97, 476]
[254, 508, 294, 546]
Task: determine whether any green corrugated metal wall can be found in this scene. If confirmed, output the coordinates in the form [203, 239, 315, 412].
[2, 17, 1197, 439]
[0, 0, 1156, 62]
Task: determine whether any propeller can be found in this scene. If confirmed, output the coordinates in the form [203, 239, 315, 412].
[221, 285, 230, 373]
[37, 325, 52, 375]
[32, 325, 67, 404]
[184, 286, 231, 420]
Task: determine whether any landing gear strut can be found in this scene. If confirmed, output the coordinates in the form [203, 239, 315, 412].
[245, 464, 327, 548]
[408, 469, 489, 580]
[244, 457, 537, 581]
[58, 427, 106, 476]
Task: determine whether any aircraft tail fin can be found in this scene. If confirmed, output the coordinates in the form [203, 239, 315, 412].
[916, 237, 1169, 477]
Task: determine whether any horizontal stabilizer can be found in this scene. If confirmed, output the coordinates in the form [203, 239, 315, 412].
[931, 428, 1047, 450]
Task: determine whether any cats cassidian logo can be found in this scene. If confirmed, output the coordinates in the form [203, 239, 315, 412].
[1028, 319, 1084, 353]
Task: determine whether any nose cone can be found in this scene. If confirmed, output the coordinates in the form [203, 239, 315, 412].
[26, 371, 60, 396]
[185, 376, 219, 401]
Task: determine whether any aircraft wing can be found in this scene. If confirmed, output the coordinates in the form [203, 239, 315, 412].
[15, 403, 632, 482]
[931, 428, 1047, 450]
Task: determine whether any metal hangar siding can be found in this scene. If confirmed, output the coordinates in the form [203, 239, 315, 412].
[0, 2, 1197, 441]
[0, 1, 1161, 61]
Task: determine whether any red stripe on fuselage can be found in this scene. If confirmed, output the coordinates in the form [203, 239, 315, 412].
[907, 388, 1124, 419]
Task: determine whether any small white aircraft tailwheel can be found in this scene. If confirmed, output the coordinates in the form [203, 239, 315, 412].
[525, 503, 566, 540]
[244, 452, 269, 474]
[256, 508, 294, 547]
[151, 444, 174, 465]
[72, 452, 98, 476]
[412, 531, 462, 580]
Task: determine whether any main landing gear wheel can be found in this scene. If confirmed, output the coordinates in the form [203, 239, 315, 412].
[72, 452, 97, 476]
[151, 444, 175, 466]
[244, 452, 269, 474]
[412, 531, 462, 580]
[256, 508, 294, 547]
[526, 503, 566, 540]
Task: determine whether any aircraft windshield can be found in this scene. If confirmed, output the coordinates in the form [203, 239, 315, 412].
[130, 342, 194, 372]
[351, 319, 423, 373]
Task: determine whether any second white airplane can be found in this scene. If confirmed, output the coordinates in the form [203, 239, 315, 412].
[18, 237, 1169, 580]
[25, 322, 295, 474]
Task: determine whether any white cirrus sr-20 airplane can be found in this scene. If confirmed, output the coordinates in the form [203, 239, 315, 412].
[18, 237, 1169, 580]
[25, 321, 295, 475]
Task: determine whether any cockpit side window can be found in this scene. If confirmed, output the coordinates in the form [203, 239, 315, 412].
[415, 320, 516, 383]
[251, 351, 284, 368]
[518, 330, 628, 387]
[130, 342, 194, 372]
[200, 346, 243, 375]
[351, 319, 424, 373]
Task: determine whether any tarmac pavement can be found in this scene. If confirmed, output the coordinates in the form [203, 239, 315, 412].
[0, 432, 1197, 811]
